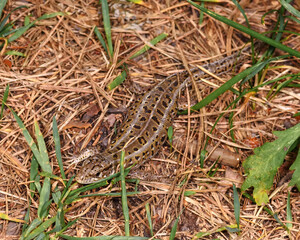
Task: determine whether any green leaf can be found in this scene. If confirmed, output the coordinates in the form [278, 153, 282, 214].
[289, 147, 300, 190]
[242, 123, 300, 205]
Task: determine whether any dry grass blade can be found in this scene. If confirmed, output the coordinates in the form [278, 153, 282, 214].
[1, 0, 299, 239]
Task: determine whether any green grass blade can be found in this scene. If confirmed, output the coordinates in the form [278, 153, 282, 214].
[21, 218, 42, 239]
[94, 26, 109, 56]
[262, 10, 278, 25]
[52, 186, 62, 205]
[4, 50, 26, 56]
[24, 216, 56, 240]
[198, 1, 204, 25]
[7, 21, 35, 43]
[145, 203, 153, 236]
[34, 121, 52, 173]
[0, 23, 14, 36]
[187, 0, 300, 58]
[79, 190, 140, 198]
[29, 156, 38, 198]
[242, 192, 288, 230]
[107, 70, 127, 90]
[0, 0, 7, 18]
[233, 184, 240, 230]
[108, 33, 168, 90]
[286, 191, 292, 231]
[39, 171, 65, 184]
[53, 116, 66, 181]
[130, 33, 168, 59]
[35, 232, 48, 240]
[280, 0, 300, 18]
[55, 219, 78, 238]
[286, 15, 300, 24]
[21, 208, 31, 238]
[37, 177, 51, 219]
[0, 213, 25, 222]
[100, 0, 113, 59]
[60, 235, 152, 239]
[231, 0, 250, 27]
[34, 175, 42, 193]
[271, 76, 297, 98]
[179, 55, 289, 115]
[120, 150, 130, 236]
[60, 176, 76, 201]
[0, 6, 28, 32]
[169, 209, 183, 240]
[207, 159, 220, 177]
[24, 15, 30, 26]
[64, 194, 80, 205]
[9, 108, 47, 167]
[8, 12, 64, 43]
[53, 202, 65, 232]
[168, 126, 173, 151]
[37, 12, 64, 20]
[0, 84, 9, 119]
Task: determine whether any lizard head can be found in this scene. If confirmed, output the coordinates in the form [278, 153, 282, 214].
[75, 154, 116, 184]
[73, 147, 116, 184]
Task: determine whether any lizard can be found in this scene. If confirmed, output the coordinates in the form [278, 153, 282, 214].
[74, 43, 257, 184]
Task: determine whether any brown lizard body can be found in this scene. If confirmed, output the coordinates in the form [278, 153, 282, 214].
[75, 44, 255, 184]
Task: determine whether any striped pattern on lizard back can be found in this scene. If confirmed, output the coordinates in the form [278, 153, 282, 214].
[75, 45, 252, 184]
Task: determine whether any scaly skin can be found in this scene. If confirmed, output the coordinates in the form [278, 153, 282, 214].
[75, 44, 254, 184]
